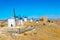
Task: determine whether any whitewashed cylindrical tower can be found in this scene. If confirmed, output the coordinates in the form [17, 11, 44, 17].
[19, 19, 24, 26]
[8, 18, 16, 27]
[30, 19, 33, 22]
[24, 17, 28, 22]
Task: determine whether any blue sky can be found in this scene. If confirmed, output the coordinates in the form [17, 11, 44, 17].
[0, 0, 60, 20]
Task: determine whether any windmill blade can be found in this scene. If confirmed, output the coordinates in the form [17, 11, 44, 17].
[13, 8, 16, 21]
[14, 8, 16, 18]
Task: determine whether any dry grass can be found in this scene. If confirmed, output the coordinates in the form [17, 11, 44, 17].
[0, 20, 60, 40]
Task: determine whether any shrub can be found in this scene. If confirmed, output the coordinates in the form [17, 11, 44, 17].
[1, 24, 5, 27]
[48, 20, 51, 23]
[24, 33, 28, 36]
[43, 23, 46, 25]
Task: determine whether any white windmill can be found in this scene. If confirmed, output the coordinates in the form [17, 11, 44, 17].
[18, 17, 24, 26]
[8, 8, 16, 27]
[23, 16, 28, 22]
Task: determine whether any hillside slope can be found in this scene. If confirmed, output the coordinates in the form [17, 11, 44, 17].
[0, 22, 60, 40]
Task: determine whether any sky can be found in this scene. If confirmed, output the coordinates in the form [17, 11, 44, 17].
[0, 0, 60, 20]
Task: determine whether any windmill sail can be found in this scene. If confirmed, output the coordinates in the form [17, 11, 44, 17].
[13, 8, 16, 27]
[14, 8, 16, 21]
